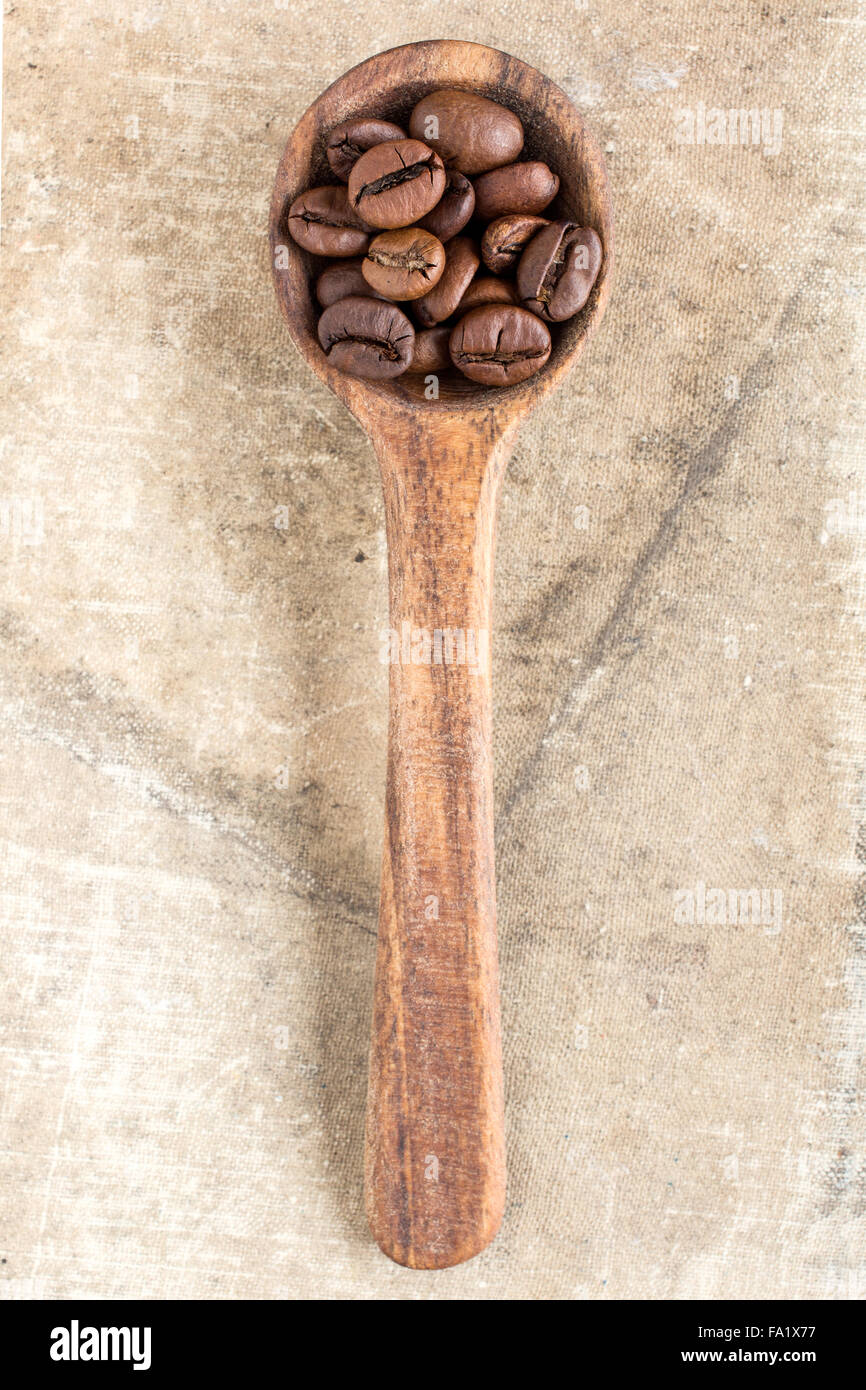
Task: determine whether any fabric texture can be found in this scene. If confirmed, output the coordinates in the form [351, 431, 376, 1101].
[1, 0, 864, 1299]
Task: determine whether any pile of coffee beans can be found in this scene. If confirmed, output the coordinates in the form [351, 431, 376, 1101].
[287, 90, 602, 386]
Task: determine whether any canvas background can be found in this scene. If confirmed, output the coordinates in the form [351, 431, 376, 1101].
[1, 0, 864, 1300]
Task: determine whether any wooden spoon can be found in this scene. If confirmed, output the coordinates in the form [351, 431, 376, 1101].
[269, 39, 613, 1270]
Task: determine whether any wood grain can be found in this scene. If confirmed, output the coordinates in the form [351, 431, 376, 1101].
[269, 39, 613, 1268]
[365, 415, 514, 1268]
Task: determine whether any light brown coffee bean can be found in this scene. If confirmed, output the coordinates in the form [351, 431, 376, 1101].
[327, 118, 407, 181]
[517, 222, 603, 322]
[409, 89, 524, 176]
[348, 139, 446, 229]
[472, 162, 560, 222]
[449, 304, 551, 385]
[414, 236, 480, 327]
[287, 185, 371, 257]
[481, 214, 550, 274]
[417, 169, 475, 241]
[455, 276, 519, 314]
[316, 258, 385, 307]
[362, 229, 446, 301]
[405, 326, 452, 374]
[318, 295, 415, 379]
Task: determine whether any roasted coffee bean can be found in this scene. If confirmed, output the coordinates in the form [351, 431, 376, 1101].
[417, 169, 475, 242]
[287, 185, 371, 257]
[405, 326, 452, 374]
[326, 118, 407, 181]
[318, 296, 414, 379]
[362, 229, 446, 301]
[316, 258, 385, 307]
[414, 236, 480, 327]
[481, 214, 550, 274]
[472, 161, 560, 222]
[304, 90, 583, 386]
[517, 222, 603, 321]
[348, 139, 446, 229]
[409, 89, 524, 176]
[449, 304, 551, 385]
[455, 276, 519, 313]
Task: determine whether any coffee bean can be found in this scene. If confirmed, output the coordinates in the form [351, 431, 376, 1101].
[405, 326, 452, 374]
[362, 229, 446, 301]
[449, 304, 551, 385]
[417, 169, 475, 242]
[326, 118, 407, 181]
[302, 91, 588, 387]
[318, 295, 415, 379]
[288, 185, 371, 257]
[481, 214, 550, 274]
[455, 276, 519, 314]
[348, 139, 446, 229]
[316, 258, 385, 307]
[517, 223, 602, 321]
[472, 162, 560, 222]
[414, 236, 480, 327]
[409, 89, 524, 176]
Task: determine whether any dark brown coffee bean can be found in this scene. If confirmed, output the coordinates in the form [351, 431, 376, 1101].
[455, 276, 519, 314]
[287, 185, 371, 257]
[414, 236, 480, 327]
[348, 139, 446, 229]
[405, 326, 452, 374]
[517, 223, 602, 321]
[316, 258, 385, 307]
[449, 304, 551, 385]
[318, 295, 414, 379]
[362, 229, 446, 301]
[472, 162, 560, 222]
[409, 89, 524, 176]
[481, 214, 551, 274]
[326, 118, 407, 181]
[417, 169, 475, 241]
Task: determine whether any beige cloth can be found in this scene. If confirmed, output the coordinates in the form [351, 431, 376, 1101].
[1, 0, 864, 1299]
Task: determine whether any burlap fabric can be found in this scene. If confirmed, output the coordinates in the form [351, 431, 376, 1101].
[1, 1, 863, 1299]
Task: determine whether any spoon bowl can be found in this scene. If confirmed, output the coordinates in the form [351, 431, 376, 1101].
[269, 39, 612, 1270]
[270, 39, 612, 426]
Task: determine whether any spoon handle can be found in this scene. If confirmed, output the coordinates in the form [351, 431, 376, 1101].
[364, 416, 512, 1269]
